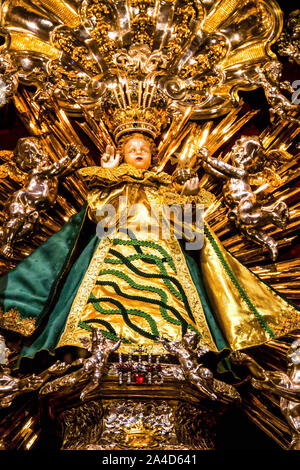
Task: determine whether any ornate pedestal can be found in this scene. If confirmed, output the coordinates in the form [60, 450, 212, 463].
[40, 365, 239, 450]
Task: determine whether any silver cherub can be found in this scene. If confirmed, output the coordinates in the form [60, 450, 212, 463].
[231, 340, 300, 450]
[158, 332, 218, 400]
[0, 333, 43, 408]
[199, 136, 289, 260]
[39, 328, 122, 401]
[0, 137, 87, 258]
[79, 328, 122, 401]
[244, 61, 299, 125]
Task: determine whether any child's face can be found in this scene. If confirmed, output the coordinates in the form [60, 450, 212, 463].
[123, 135, 152, 170]
[23, 142, 49, 168]
[234, 141, 261, 169]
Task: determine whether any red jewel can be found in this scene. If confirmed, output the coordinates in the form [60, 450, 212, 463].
[134, 372, 145, 384]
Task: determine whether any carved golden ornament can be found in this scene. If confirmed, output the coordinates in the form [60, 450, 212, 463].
[50, 26, 99, 76]
[130, 0, 156, 47]
[81, 0, 117, 64]
[179, 34, 228, 81]
[277, 9, 300, 64]
[0, 308, 36, 336]
[165, 0, 202, 62]
[0, 0, 283, 120]
[118, 418, 162, 448]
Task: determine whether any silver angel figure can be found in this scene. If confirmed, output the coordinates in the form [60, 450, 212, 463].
[158, 332, 218, 400]
[231, 340, 300, 450]
[0, 333, 74, 408]
[40, 328, 122, 400]
[244, 61, 299, 125]
[0, 29, 19, 106]
[199, 136, 289, 260]
[277, 10, 300, 65]
[79, 328, 122, 401]
[0, 137, 87, 258]
[0, 334, 43, 408]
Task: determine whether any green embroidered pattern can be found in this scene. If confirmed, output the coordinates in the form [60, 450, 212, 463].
[79, 236, 202, 342]
[108, 247, 195, 323]
[105, 252, 182, 301]
[89, 291, 160, 339]
[113, 238, 177, 272]
[204, 224, 276, 339]
[78, 319, 132, 343]
[97, 273, 186, 326]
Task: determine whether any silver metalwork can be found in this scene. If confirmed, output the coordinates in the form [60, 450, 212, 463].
[78, 328, 122, 400]
[277, 10, 300, 64]
[158, 331, 240, 402]
[243, 61, 300, 125]
[200, 137, 290, 260]
[0, 29, 18, 106]
[40, 328, 121, 400]
[231, 341, 300, 450]
[0, 138, 86, 258]
[0, 334, 43, 408]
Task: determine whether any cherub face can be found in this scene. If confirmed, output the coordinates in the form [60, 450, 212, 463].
[25, 143, 48, 167]
[233, 138, 263, 170]
[182, 331, 199, 350]
[15, 138, 49, 171]
[124, 135, 152, 170]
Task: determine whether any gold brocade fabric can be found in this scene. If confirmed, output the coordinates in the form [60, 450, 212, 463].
[201, 225, 300, 350]
[58, 164, 300, 353]
[58, 164, 217, 353]
[57, 233, 217, 353]
[78, 164, 215, 216]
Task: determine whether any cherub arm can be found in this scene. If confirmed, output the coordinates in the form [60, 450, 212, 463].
[203, 162, 229, 180]
[0, 378, 19, 393]
[204, 155, 246, 179]
[60, 145, 88, 176]
[279, 80, 296, 94]
[36, 144, 87, 177]
[36, 156, 72, 177]
[111, 337, 122, 352]
[157, 336, 177, 354]
[230, 351, 267, 381]
[101, 336, 122, 354]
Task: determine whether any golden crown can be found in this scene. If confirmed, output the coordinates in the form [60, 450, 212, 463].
[107, 107, 163, 142]
[98, 81, 169, 142]
[87, 45, 171, 142]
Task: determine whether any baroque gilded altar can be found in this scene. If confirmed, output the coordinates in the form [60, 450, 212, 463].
[0, 0, 299, 451]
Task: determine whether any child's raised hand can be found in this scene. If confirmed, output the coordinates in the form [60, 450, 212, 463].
[101, 144, 121, 169]
[181, 176, 200, 196]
